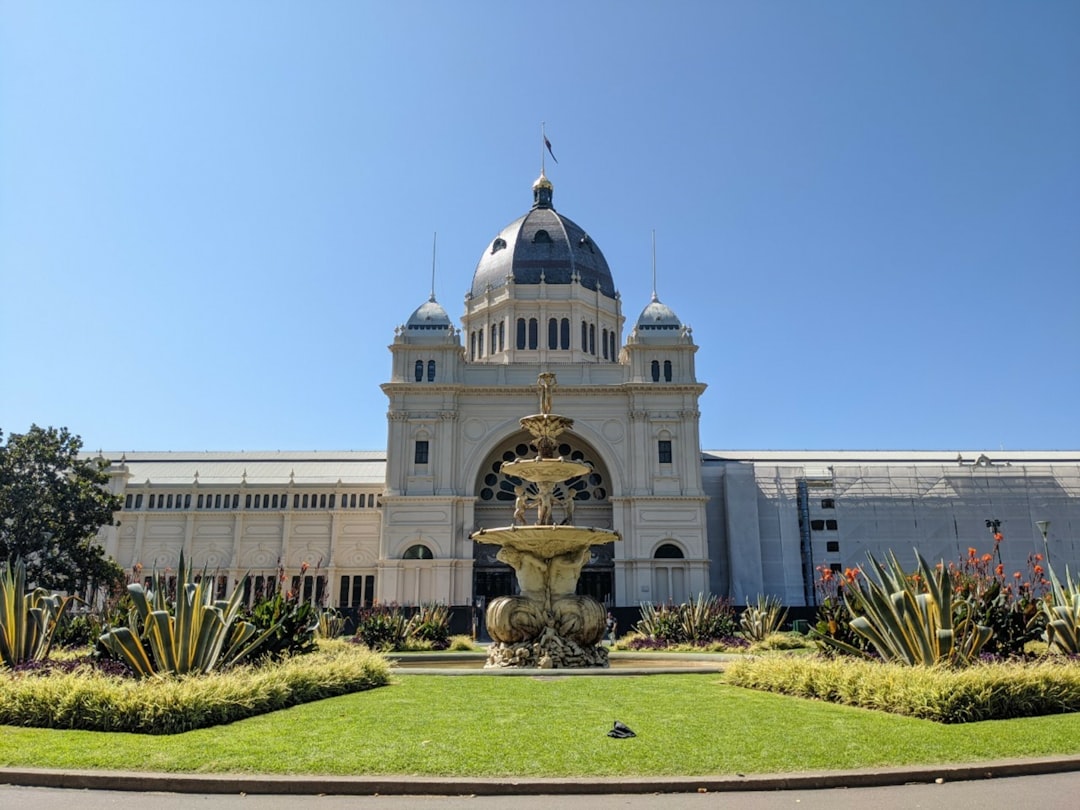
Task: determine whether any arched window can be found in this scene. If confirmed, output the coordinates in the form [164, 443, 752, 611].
[651, 360, 660, 382]
[560, 318, 570, 349]
[516, 318, 526, 350]
[491, 324, 498, 354]
[470, 332, 477, 360]
[589, 323, 596, 355]
[654, 543, 685, 559]
[548, 318, 558, 349]
[499, 321, 506, 352]
[609, 332, 616, 361]
[533, 229, 552, 244]
[581, 320, 588, 351]
[528, 318, 538, 349]
[427, 360, 436, 381]
[663, 360, 672, 381]
[602, 328, 609, 359]
[403, 544, 434, 560]
[477, 329, 484, 357]
[414, 360, 423, 382]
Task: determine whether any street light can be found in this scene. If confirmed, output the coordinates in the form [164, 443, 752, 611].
[1036, 520, 1051, 566]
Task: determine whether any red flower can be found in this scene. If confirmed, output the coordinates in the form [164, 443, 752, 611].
[995, 563, 1004, 577]
[994, 532, 1004, 543]
[981, 553, 993, 564]
[1034, 565, 1044, 575]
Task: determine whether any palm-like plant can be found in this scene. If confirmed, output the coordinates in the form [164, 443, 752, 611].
[740, 594, 788, 643]
[1043, 566, 1080, 654]
[0, 558, 77, 668]
[826, 550, 992, 666]
[98, 553, 276, 676]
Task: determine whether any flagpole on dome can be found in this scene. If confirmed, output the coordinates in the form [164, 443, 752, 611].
[430, 231, 437, 302]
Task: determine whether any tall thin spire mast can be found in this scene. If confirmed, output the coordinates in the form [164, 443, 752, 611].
[651, 229, 658, 300]
[430, 232, 437, 301]
[541, 122, 547, 174]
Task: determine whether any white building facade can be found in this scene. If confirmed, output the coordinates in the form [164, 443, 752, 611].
[97, 175, 1080, 610]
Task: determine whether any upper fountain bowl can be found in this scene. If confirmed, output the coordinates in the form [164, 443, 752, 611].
[500, 458, 591, 483]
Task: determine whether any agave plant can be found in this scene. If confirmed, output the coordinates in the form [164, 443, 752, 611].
[1043, 566, 1080, 654]
[739, 594, 788, 643]
[315, 607, 346, 640]
[98, 553, 277, 676]
[0, 558, 77, 668]
[825, 550, 992, 666]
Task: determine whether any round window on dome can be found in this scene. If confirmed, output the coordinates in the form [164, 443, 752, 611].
[491, 238, 506, 254]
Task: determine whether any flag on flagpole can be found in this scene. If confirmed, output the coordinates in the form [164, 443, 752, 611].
[544, 136, 558, 164]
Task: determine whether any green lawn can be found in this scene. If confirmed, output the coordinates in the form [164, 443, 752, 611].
[3, 674, 1080, 777]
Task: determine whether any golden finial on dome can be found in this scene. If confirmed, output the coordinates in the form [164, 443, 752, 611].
[533, 171, 553, 191]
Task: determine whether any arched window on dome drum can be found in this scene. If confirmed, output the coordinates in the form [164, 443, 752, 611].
[427, 360, 436, 381]
[560, 318, 570, 349]
[651, 360, 660, 382]
[589, 324, 596, 355]
[517, 318, 526, 350]
[664, 360, 672, 382]
[403, 544, 434, 560]
[581, 320, 587, 352]
[414, 360, 423, 382]
[499, 321, 506, 352]
[528, 318, 538, 350]
[491, 324, 498, 354]
[548, 318, 558, 349]
[602, 328, 609, 359]
[609, 332, 616, 361]
[477, 329, 484, 357]
[654, 543, 685, 559]
[470, 331, 477, 361]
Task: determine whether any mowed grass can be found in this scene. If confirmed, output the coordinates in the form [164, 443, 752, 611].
[3, 674, 1080, 777]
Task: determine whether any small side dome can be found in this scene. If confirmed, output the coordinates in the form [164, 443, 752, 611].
[406, 296, 452, 331]
[635, 293, 682, 330]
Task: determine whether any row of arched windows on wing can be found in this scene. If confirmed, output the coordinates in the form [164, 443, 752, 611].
[414, 360, 437, 382]
[126, 491, 379, 511]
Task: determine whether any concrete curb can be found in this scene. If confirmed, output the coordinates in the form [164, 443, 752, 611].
[4, 756, 1080, 796]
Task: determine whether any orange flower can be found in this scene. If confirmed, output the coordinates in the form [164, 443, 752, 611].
[1034, 565, 1044, 575]
[981, 553, 993, 564]
[1035, 553, 1044, 562]
[968, 547, 977, 559]
[844, 568, 859, 584]
[1013, 571, 1022, 580]
[995, 563, 1004, 577]
[300, 561, 310, 574]
[821, 569, 834, 582]
[994, 532, 1004, 543]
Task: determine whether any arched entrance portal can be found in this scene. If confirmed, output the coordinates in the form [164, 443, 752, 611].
[473, 432, 615, 605]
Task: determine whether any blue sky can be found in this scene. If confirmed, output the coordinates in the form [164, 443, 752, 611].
[2, 1, 1078, 454]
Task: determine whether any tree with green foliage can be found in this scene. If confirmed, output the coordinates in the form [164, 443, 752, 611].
[0, 425, 125, 595]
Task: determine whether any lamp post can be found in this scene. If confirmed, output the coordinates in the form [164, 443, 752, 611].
[985, 518, 1003, 564]
[1036, 520, 1051, 567]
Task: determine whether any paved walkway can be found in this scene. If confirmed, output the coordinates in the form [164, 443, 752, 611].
[3, 755, 1080, 796]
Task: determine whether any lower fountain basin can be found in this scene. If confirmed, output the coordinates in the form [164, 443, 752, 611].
[470, 525, 620, 557]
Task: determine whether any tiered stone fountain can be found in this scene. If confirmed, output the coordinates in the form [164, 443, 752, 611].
[471, 373, 621, 668]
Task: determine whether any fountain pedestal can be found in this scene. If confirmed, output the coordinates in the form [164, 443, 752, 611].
[470, 373, 621, 668]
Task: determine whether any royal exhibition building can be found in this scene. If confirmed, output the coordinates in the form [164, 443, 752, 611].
[94, 172, 1080, 619]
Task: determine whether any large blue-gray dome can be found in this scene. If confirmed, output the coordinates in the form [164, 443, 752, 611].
[470, 173, 616, 299]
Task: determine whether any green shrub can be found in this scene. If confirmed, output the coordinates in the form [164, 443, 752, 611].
[0, 558, 78, 668]
[1043, 566, 1080, 654]
[635, 594, 739, 646]
[315, 608, 346, 639]
[727, 654, 1080, 723]
[0, 639, 390, 734]
[353, 604, 413, 651]
[244, 591, 319, 662]
[409, 603, 452, 650]
[97, 553, 278, 676]
[818, 550, 992, 666]
[446, 634, 480, 651]
[739, 595, 788, 643]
